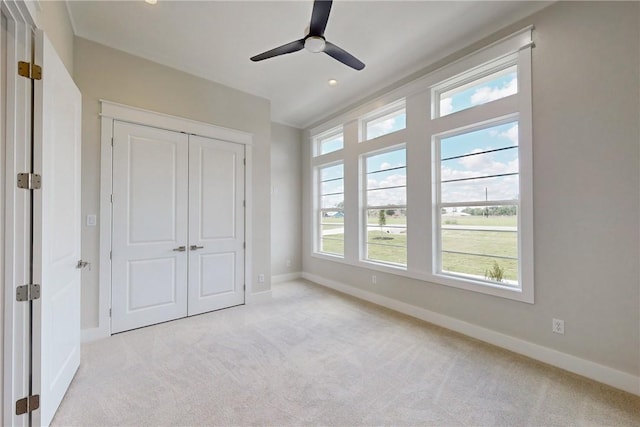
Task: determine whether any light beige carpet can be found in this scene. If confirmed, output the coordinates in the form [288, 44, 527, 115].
[52, 280, 639, 426]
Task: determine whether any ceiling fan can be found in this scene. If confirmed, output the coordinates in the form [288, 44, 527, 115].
[250, 0, 365, 71]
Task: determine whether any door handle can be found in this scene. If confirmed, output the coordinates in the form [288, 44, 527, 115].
[172, 246, 186, 252]
[190, 245, 204, 251]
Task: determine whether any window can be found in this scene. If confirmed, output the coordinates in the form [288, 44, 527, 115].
[315, 127, 343, 156]
[317, 163, 344, 256]
[361, 100, 406, 141]
[309, 28, 533, 302]
[363, 147, 407, 266]
[436, 64, 517, 117]
[435, 121, 519, 285]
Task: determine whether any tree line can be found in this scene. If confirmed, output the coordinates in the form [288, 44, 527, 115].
[462, 206, 517, 216]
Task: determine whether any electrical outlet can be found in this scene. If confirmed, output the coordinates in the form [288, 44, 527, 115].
[258, 274, 265, 283]
[552, 318, 564, 334]
[286, 259, 291, 268]
[371, 275, 377, 284]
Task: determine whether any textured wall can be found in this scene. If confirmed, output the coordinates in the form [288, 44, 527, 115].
[303, 1, 640, 376]
[74, 37, 272, 329]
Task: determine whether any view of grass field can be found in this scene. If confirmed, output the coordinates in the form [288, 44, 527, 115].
[320, 213, 518, 282]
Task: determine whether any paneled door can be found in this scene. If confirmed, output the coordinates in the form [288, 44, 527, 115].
[31, 32, 82, 427]
[188, 135, 245, 316]
[111, 122, 189, 334]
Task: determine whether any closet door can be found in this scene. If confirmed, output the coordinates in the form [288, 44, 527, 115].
[111, 122, 189, 333]
[188, 135, 245, 315]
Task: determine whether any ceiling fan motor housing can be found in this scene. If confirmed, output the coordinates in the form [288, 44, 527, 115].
[305, 36, 326, 53]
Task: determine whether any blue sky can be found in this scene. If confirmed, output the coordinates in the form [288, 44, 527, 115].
[440, 67, 517, 116]
[440, 122, 519, 203]
[367, 112, 406, 140]
[366, 148, 406, 207]
[320, 133, 343, 155]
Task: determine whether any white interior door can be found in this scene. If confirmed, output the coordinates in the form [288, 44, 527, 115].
[188, 136, 245, 316]
[111, 122, 189, 334]
[31, 31, 82, 427]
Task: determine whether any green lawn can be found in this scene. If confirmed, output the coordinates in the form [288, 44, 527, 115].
[325, 214, 516, 227]
[321, 215, 519, 282]
[441, 215, 516, 227]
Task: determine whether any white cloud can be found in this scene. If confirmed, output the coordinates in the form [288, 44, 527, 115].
[367, 173, 406, 205]
[499, 124, 519, 144]
[470, 77, 517, 106]
[441, 143, 519, 203]
[440, 98, 453, 115]
[368, 115, 404, 139]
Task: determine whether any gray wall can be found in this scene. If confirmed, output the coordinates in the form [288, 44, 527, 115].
[303, 1, 639, 376]
[271, 123, 303, 277]
[74, 37, 272, 329]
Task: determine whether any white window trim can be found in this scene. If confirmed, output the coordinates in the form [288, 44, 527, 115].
[308, 28, 534, 303]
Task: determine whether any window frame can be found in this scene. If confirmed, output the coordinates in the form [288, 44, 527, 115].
[433, 116, 521, 288]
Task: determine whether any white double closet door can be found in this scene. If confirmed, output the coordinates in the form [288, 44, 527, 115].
[111, 121, 245, 334]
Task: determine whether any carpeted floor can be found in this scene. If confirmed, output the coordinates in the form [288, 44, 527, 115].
[52, 280, 639, 426]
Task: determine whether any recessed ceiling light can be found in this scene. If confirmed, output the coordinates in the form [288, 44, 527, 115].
[328, 79, 338, 87]
[145, 0, 157, 4]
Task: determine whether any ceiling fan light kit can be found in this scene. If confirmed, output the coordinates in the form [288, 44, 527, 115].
[250, 0, 365, 71]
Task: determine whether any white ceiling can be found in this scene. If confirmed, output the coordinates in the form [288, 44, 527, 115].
[67, 1, 549, 128]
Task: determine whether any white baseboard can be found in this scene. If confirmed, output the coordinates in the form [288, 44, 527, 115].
[81, 326, 110, 343]
[271, 272, 302, 283]
[247, 289, 272, 304]
[302, 272, 640, 396]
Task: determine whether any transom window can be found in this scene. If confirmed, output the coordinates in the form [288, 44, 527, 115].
[361, 100, 406, 141]
[315, 126, 344, 156]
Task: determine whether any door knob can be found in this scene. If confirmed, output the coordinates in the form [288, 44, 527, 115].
[190, 245, 204, 251]
[172, 246, 186, 252]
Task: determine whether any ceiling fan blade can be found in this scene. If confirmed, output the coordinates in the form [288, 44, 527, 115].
[250, 39, 305, 62]
[324, 41, 365, 71]
[309, 0, 332, 36]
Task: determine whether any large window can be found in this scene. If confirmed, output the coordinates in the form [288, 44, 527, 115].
[309, 28, 533, 302]
[435, 121, 519, 285]
[363, 147, 407, 266]
[317, 163, 344, 256]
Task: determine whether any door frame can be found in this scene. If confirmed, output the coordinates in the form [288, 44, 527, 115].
[88, 100, 254, 341]
[1, 1, 36, 425]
